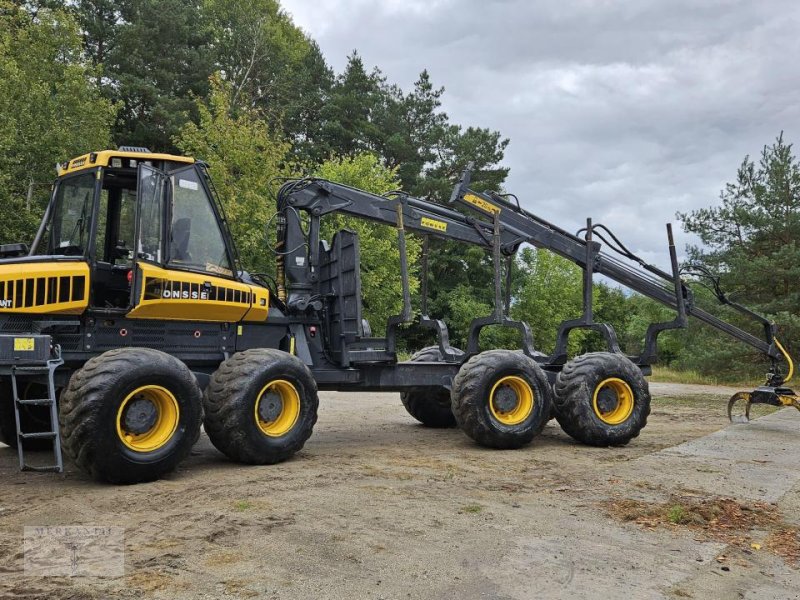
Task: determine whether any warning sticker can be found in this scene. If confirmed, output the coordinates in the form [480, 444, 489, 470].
[420, 217, 447, 232]
[14, 338, 35, 351]
[463, 193, 500, 215]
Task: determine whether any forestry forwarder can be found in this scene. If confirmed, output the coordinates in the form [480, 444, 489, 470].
[0, 147, 794, 483]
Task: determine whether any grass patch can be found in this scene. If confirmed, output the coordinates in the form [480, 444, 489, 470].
[651, 394, 780, 420]
[233, 500, 253, 512]
[649, 366, 753, 387]
[650, 394, 725, 411]
[460, 504, 484, 514]
[667, 505, 689, 525]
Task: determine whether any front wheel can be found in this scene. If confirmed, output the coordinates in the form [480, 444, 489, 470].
[59, 348, 203, 484]
[553, 352, 650, 446]
[451, 349, 552, 449]
[203, 349, 319, 464]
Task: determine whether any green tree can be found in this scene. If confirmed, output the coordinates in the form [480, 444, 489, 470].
[318, 52, 384, 159]
[316, 153, 421, 329]
[319, 56, 511, 347]
[320, 54, 509, 199]
[174, 75, 293, 274]
[511, 248, 586, 354]
[108, 0, 215, 150]
[678, 133, 800, 376]
[0, 2, 115, 244]
[204, 0, 332, 159]
[73, 0, 120, 82]
[620, 295, 684, 363]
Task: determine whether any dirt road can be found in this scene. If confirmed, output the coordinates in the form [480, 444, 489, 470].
[1, 382, 798, 599]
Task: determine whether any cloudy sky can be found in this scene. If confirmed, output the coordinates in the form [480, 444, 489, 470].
[282, 0, 799, 267]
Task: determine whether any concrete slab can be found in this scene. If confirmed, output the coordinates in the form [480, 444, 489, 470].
[475, 409, 800, 600]
[618, 409, 800, 503]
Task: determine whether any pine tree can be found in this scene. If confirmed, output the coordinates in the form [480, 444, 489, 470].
[678, 133, 800, 372]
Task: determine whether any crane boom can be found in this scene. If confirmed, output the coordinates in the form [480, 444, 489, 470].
[276, 169, 785, 376]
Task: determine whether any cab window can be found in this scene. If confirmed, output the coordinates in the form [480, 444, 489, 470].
[34, 171, 96, 256]
[95, 177, 136, 265]
[137, 165, 166, 264]
[168, 167, 232, 277]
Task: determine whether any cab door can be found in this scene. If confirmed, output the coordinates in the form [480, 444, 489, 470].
[126, 164, 263, 322]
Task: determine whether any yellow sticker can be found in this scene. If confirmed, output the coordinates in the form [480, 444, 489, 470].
[14, 338, 34, 351]
[463, 193, 500, 214]
[237, 325, 243, 335]
[420, 217, 447, 232]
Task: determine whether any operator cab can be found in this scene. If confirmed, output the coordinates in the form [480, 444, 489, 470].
[30, 147, 238, 311]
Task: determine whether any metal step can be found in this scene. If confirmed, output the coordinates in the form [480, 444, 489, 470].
[22, 464, 62, 473]
[19, 431, 58, 440]
[12, 366, 53, 374]
[16, 398, 54, 406]
[11, 351, 64, 473]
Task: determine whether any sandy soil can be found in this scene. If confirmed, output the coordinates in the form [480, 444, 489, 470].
[0, 381, 797, 599]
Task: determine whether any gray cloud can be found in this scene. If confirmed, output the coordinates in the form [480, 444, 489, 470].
[282, 0, 800, 269]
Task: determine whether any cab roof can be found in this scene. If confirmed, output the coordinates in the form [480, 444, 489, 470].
[57, 147, 195, 177]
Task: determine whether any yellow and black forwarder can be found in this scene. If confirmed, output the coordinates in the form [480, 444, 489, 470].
[0, 147, 795, 483]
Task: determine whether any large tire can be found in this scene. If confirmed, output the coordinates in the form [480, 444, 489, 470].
[451, 349, 552, 449]
[553, 352, 650, 446]
[400, 346, 464, 428]
[203, 348, 318, 465]
[0, 381, 58, 450]
[59, 348, 203, 484]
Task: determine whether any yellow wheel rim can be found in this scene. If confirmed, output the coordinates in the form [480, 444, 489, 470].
[254, 380, 300, 437]
[489, 375, 534, 425]
[592, 378, 634, 425]
[116, 385, 179, 452]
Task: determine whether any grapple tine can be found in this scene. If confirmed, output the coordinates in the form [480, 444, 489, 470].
[727, 392, 752, 423]
[778, 394, 800, 412]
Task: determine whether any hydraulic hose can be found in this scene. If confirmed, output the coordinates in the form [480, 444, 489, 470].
[774, 338, 795, 385]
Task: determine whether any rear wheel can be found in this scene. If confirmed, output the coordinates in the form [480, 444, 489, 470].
[400, 346, 464, 428]
[59, 348, 203, 484]
[451, 349, 552, 449]
[553, 352, 650, 446]
[203, 349, 318, 464]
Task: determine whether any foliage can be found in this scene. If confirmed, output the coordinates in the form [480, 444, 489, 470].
[204, 0, 332, 159]
[510, 248, 633, 356]
[512, 248, 584, 353]
[73, 0, 330, 156]
[73, 0, 119, 78]
[319, 53, 509, 200]
[315, 153, 421, 328]
[174, 75, 293, 275]
[106, 0, 215, 151]
[678, 134, 800, 377]
[0, 2, 115, 244]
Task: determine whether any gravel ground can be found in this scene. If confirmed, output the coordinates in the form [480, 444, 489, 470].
[0, 381, 798, 599]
